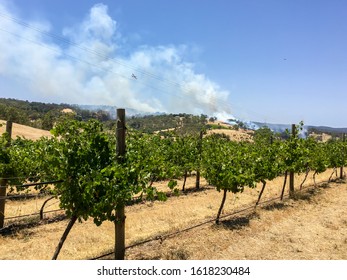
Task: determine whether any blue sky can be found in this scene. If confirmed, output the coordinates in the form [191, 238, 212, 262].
[0, 0, 346, 127]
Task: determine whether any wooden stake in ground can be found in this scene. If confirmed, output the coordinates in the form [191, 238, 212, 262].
[0, 121, 12, 229]
[340, 133, 345, 179]
[115, 108, 126, 260]
[195, 130, 203, 189]
[0, 179, 7, 229]
[289, 124, 295, 197]
[5, 121, 12, 140]
[182, 170, 188, 191]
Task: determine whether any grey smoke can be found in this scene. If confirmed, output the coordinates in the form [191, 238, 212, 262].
[0, 3, 234, 121]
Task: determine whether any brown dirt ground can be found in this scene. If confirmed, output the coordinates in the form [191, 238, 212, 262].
[1, 170, 346, 260]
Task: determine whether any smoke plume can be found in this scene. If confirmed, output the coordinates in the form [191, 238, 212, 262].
[0, 3, 234, 119]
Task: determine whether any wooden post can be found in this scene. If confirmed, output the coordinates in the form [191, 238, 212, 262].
[195, 170, 201, 189]
[340, 133, 345, 179]
[0, 179, 7, 229]
[115, 109, 126, 260]
[5, 121, 13, 143]
[0, 121, 12, 228]
[289, 124, 295, 197]
[195, 130, 203, 189]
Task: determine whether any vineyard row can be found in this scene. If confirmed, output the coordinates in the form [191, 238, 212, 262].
[1, 111, 346, 259]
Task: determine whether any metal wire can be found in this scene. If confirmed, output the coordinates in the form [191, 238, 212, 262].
[0, 176, 39, 180]
[0, 180, 64, 189]
[3, 208, 64, 221]
[0, 193, 50, 201]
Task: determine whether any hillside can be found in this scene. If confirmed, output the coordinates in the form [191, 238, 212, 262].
[206, 121, 253, 141]
[2, 98, 346, 140]
[0, 98, 112, 130]
[0, 108, 252, 143]
[0, 120, 51, 140]
[254, 121, 347, 138]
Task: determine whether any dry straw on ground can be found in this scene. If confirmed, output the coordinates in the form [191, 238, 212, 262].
[0, 120, 52, 140]
[1, 170, 346, 260]
[129, 181, 346, 260]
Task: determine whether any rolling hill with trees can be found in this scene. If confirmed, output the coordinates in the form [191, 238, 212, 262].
[2, 98, 346, 138]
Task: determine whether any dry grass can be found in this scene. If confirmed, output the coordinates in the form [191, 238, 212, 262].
[0, 120, 52, 140]
[5, 196, 60, 219]
[128, 182, 346, 260]
[1, 169, 345, 260]
[207, 128, 253, 142]
[61, 108, 75, 114]
[207, 121, 253, 142]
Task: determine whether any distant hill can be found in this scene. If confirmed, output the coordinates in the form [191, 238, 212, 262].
[72, 104, 156, 119]
[76, 104, 164, 119]
[253, 122, 293, 132]
[0, 98, 113, 130]
[2, 97, 346, 137]
[307, 126, 347, 135]
[253, 121, 347, 137]
[0, 98, 203, 134]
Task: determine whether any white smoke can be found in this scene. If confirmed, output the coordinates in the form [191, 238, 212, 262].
[0, 2, 234, 120]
